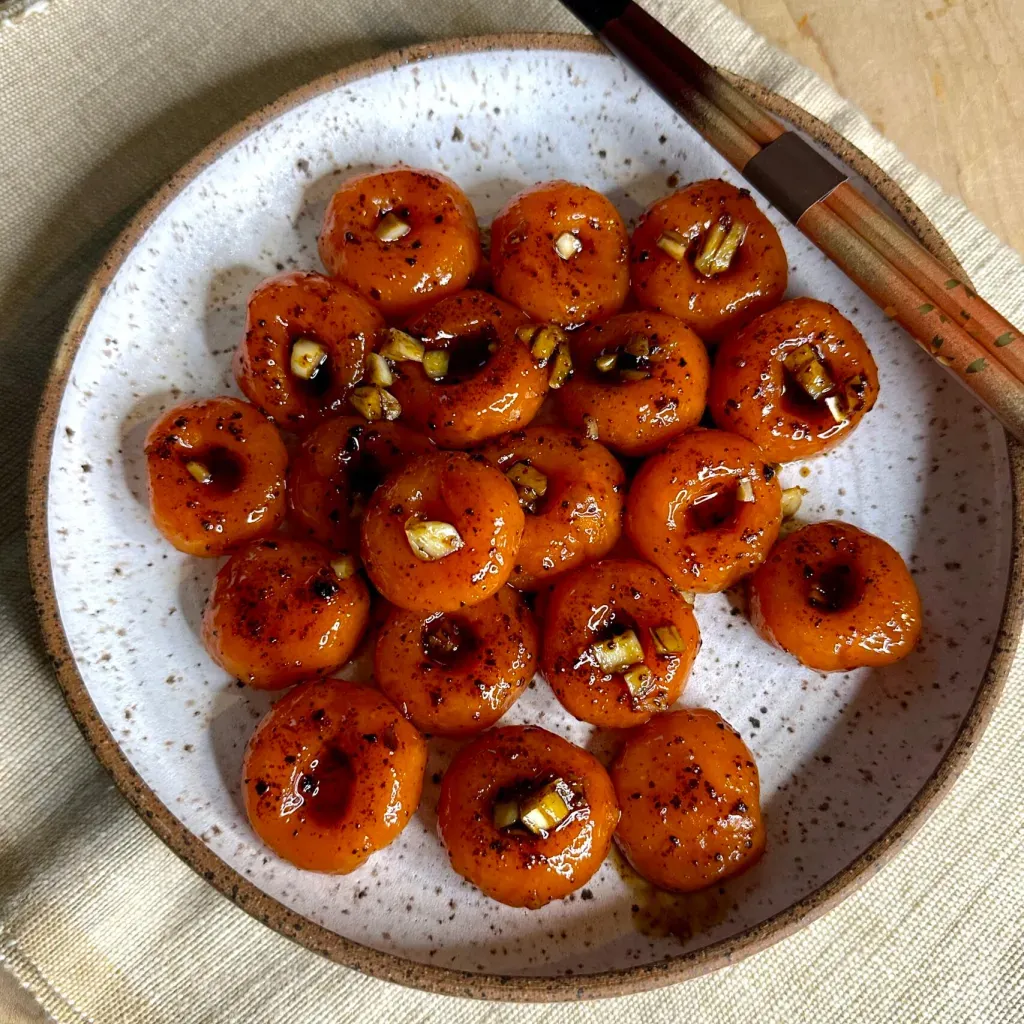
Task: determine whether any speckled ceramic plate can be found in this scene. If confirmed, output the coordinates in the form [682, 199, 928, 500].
[27, 34, 1024, 1001]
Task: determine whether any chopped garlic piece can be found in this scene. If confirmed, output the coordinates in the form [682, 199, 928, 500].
[350, 384, 401, 422]
[185, 460, 211, 485]
[694, 218, 746, 276]
[520, 779, 576, 835]
[554, 232, 582, 260]
[649, 624, 685, 655]
[506, 462, 548, 498]
[376, 211, 411, 242]
[781, 486, 806, 518]
[656, 229, 688, 262]
[548, 343, 573, 389]
[366, 351, 394, 387]
[595, 352, 618, 373]
[619, 368, 649, 382]
[405, 517, 464, 561]
[736, 477, 755, 503]
[623, 663, 654, 698]
[422, 350, 449, 380]
[381, 328, 425, 363]
[583, 415, 599, 440]
[784, 343, 834, 401]
[591, 628, 644, 675]
[330, 555, 359, 580]
[825, 394, 849, 423]
[290, 338, 328, 380]
[680, 591, 696, 605]
[493, 800, 520, 830]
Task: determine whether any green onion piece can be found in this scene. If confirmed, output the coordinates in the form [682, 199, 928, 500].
[649, 624, 685, 655]
[350, 384, 401, 422]
[422, 350, 449, 380]
[781, 486, 806, 518]
[519, 779, 576, 835]
[783, 343, 834, 401]
[656, 229, 688, 262]
[694, 217, 746, 276]
[506, 462, 548, 498]
[591, 628, 644, 674]
[623, 663, 654, 699]
[493, 799, 520, 830]
[548, 343, 573, 389]
[366, 351, 394, 387]
[185, 460, 212, 485]
[381, 328, 425, 363]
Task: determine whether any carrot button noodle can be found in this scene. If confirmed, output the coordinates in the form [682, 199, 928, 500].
[556, 311, 711, 456]
[389, 290, 548, 448]
[375, 586, 538, 737]
[541, 558, 700, 728]
[709, 297, 880, 463]
[630, 179, 787, 341]
[235, 271, 385, 431]
[626, 428, 782, 593]
[144, 396, 287, 557]
[490, 180, 630, 327]
[318, 167, 482, 320]
[243, 679, 427, 873]
[437, 725, 619, 908]
[479, 426, 625, 589]
[287, 416, 434, 555]
[360, 450, 525, 613]
[748, 520, 922, 672]
[611, 708, 765, 892]
[201, 536, 371, 689]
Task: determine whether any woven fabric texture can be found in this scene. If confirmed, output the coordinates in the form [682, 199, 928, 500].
[1, 0, 1022, 1020]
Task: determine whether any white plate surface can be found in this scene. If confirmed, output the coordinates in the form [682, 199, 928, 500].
[45, 48, 1012, 976]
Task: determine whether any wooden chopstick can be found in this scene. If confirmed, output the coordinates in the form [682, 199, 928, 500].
[558, 0, 1024, 441]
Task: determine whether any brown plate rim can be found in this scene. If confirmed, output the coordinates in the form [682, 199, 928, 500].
[25, 31, 1024, 1002]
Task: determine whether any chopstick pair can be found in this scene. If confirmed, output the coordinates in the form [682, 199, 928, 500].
[558, 0, 1024, 441]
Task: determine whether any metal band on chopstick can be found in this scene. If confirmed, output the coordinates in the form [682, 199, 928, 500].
[743, 132, 848, 225]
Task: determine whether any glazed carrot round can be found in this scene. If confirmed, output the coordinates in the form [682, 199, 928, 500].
[626, 429, 782, 593]
[630, 179, 787, 341]
[318, 167, 482, 320]
[437, 725, 619, 908]
[288, 416, 434, 555]
[611, 708, 765, 892]
[556, 311, 711, 456]
[144, 396, 287, 557]
[360, 450, 525, 613]
[389, 291, 548, 448]
[541, 559, 700, 728]
[243, 679, 426, 873]
[479, 426, 626, 589]
[708, 298, 880, 463]
[490, 180, 629, 326]
[375, 586, 538, 737]
[748, 520, 922, 672]
[202, 537, 370, 689]
[235, 271, 385, 432]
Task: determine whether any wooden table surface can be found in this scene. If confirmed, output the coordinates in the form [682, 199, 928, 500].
[722, 0, 1024, 253]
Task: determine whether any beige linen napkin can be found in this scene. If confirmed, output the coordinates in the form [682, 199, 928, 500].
[1, 0, 1022, 1020]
